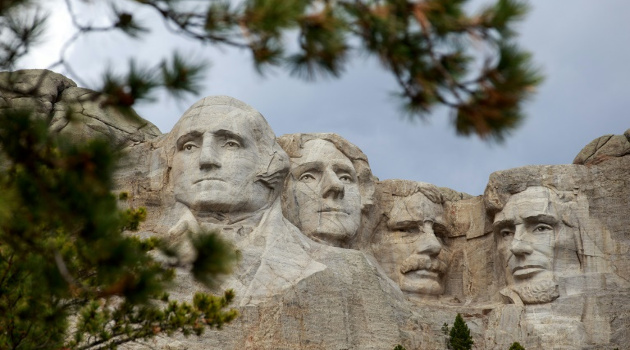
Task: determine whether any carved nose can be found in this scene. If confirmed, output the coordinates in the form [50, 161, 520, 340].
[416, 223, 442, 256]
[510, 225, 533, 255]
[321, 169, 344, 199]
[510, 239, 533, 255]
[199, 142, 221, 170]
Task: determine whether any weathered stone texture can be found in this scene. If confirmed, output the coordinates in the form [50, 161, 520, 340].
[0, 69, 160, 148]
[574, 132, 630, 165]
[3, 70, 629, 349]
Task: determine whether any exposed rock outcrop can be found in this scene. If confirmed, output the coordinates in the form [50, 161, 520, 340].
[2, 70, 629, 349]
[0, 69, 160, 148]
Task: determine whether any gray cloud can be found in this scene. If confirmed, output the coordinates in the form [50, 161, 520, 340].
[19, 1, 630, 195]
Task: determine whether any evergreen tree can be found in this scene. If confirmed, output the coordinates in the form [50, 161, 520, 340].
[509, 342, 525, 350]
[0, 0, 542, 141]
[449, 313, 474, 350]
[0, 109, 239, 349]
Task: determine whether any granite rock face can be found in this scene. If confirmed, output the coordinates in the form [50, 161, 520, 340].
[0, 70, 160, 148]
[483, 163, 630, 349]
[113, 96, 431, 350]
[2, 70, 629, 349]
[573, 130, 630, 165]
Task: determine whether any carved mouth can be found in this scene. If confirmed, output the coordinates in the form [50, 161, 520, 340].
[193, 177, 224, 184]
[403, 269, 440, 280]
[400, 257, 446, 275]
[318, 207, 349, 214]
[512, 265, 546, 278]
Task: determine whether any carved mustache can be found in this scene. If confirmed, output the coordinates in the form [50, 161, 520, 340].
[399, 255, 448, 275]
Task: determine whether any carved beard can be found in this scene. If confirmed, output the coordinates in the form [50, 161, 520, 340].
[514, 279, 559, 304]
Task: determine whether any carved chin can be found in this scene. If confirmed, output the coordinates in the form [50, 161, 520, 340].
[400, 276, 444, 295]
[311, 227, 355, 241]
[514, 279, 559, 304]
[180, 194, 234, 212]
[304, 216, 360, 243]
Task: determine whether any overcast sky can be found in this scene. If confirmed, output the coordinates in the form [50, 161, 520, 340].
[20, 1, 630, 195]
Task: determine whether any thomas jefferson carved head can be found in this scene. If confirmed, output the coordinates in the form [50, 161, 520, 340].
[278, 133, 374, 247]
[371, 181, 451, 296]
[168, 96, 289, 219]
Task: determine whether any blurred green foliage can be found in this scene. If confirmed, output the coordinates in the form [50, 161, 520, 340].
[1, 0, 542, 141]
[0, 109, 238, 349]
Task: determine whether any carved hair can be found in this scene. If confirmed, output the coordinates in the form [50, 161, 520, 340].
[490, 184, 613, 274]
[415, 182, 444, 205]
[166, 96, 289, 191]
[367, 179, 446, 243]
[277, 133, 376, 210]
[378, 179, 444, 206]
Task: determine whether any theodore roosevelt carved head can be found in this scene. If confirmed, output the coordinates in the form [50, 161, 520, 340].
[371, 180, 451, 296]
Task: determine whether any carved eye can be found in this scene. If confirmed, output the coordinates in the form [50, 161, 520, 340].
[299, 173, 316, 182]
[338, 174, 353, 183]
[501, 229, 514, 239]
[533, 224, 553, 233]
[399, 228, 419, 238]
[183, 142, 198, 151]
[224, 140, 241, 148]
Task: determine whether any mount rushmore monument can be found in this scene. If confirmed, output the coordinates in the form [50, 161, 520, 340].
[2, 70, 630, 349]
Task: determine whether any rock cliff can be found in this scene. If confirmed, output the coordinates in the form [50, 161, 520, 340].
[2, 70, 628, 349]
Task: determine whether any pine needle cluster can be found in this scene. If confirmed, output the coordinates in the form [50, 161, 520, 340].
[449, 313, 474, 350]
[0, 109, 238, 349]
[1, 0, 542, 141]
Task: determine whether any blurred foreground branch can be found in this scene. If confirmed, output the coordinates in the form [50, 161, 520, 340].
[1, 0, 542, 141]
[0, 109, 239, 349]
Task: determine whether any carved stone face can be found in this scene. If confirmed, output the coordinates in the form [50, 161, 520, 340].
[284, 139, 362, 244]
[171, 105, 272, 215]
[493, 186, 561, 303]
[372, 192, 450, 295]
